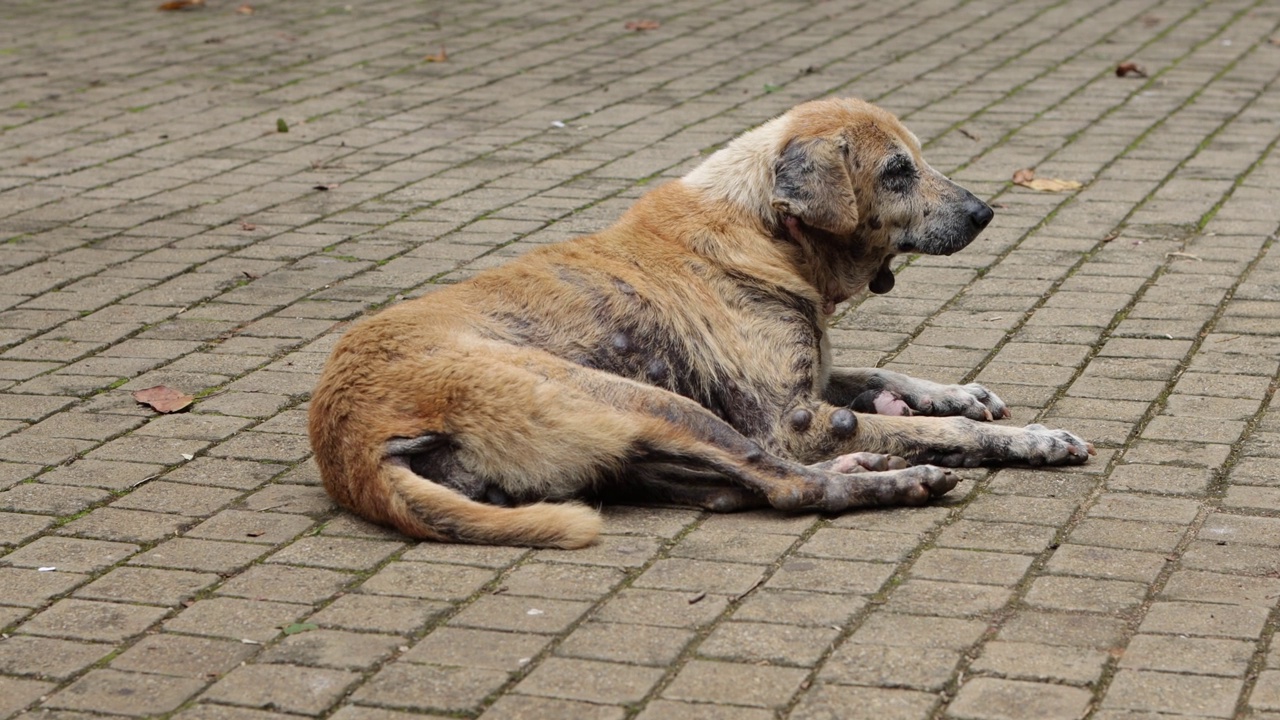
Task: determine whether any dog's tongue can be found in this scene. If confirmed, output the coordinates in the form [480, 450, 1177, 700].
[869, 259, 895, 294]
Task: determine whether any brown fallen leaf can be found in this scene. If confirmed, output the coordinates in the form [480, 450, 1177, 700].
[1115, 61, 1148, 78]
[239, 220, 257, 231]
[1012, 167, 1036, 185]
[423, 46, 448, 63]
[1270, 37, 1280, 46]
[235, 4, 254, 14]
[158, 0, 204, 10]
[625, 19, 661, 31]
[133, 385, 194, 414]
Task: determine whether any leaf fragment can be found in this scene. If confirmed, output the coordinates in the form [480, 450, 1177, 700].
[1115, 61, 1148, 78]
[158, 0, 204, 10]
[276, 118, 289, 133]
[133, 385, 195, 414]
[423, 46, 448, 63]
[624, 19, 661, 31]
[282, 622, 318, 635]
[1011, 167, 1081, 192]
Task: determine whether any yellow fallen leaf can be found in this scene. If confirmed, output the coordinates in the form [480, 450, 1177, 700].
[1021, 177, 1083, 192]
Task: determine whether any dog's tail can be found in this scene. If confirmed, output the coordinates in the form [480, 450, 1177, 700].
[377, 461, 602, 549]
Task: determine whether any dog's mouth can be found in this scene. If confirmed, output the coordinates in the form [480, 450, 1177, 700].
[869, 256, 895, 294]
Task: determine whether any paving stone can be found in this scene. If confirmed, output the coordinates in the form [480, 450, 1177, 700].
[163, 597, 310, 643]
[1253, 671, 1280, 712]
[351, 663, 510, 713]
[217, 564, 351, 603]
[819, 642, 960, 691]
[111, 634, 255, 679]
[594, 588, 729, 629]
[910, 549, 1032, 586]
[731, 589, 868, 627]
[202, 663, 359, 716]
[635, 700, 772, 720]
[0, 566, 88, 607]
[56, 507, 191, 543]
[0, 512, 54, 546]
[175, 704, 314, 720]
[1102, 670, 1242, 717]
[948, 677, 1093, 720]
[164, 457, 287, 490]
[45, 668, 206, 716]
[129, 538, 265, 573]
[19, 598, 167, 642]
[662, 659, 809, 708]
[111, 481, 241, 516]
[997, 611, 1128, 649]
[936, 520, 1058, 554]
[515, 657, 665, 704]
[1161, 570, 1280, 606]
[791, 683, 938, 720]
[2, 535, 137, 572]
[0, 484, 110, 516]
[1024, 576, 1147, 613]
[74, 566, 218, 606]
[38, 459, 163, 491]
[1118, 633, 1253, 678]
[448, 594, 593, 634]
[969, 641, 1108, 685]
[236, 484, 334, 515]
[634, 558, 768, 595]
[359, 561, 494, 601]
[404, 627, 551, 671]
[1044, 544, 1168, 583]
[764, 557, 896, 595]
[0, 675, 54, 718]
[185, 509, 316, 545]
[0, 635, 113, 680]
[307, 593, 449, 635]
[881, 578, 1013, 618]
[483, 696, 627, 720]
[1138, 601, 1271, 639]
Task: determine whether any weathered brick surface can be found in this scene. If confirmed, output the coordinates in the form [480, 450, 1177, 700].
[3, 0, 1280, 717]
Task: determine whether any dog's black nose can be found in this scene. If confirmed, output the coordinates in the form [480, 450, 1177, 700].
[969, 202, 994, 230]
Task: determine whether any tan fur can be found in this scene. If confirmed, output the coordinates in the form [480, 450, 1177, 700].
[309, 98, 1091, 549]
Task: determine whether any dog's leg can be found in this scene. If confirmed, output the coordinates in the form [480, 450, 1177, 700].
[778, 402, 1091, 468]
[824, 367, 1009, 421]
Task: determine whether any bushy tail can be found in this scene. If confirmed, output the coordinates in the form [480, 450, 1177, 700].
[379, 463, 602, 549]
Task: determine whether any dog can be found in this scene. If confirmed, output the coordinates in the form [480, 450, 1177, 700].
[308, 98, 1093, 549]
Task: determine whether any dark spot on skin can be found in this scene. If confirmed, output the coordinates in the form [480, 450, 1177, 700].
[611, 331, 632, 354]
[790, 408, 813, 432]
[645, 357, 669, 383]
[831, 408, 857, 438]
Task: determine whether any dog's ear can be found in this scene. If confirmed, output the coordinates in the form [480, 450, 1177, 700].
[771, 136, 859, 236]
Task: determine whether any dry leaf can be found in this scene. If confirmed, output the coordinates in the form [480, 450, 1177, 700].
[1011, 167, 1036, 184]
[625, 19, 661, 31]
[133, 385, 194, 413]
[235, 4, 254, 14]
[239, 220, 257, 231]
[158, 0, 204, 10]
[423, 46, 448, 62]
[1022, 178, 1083, 192]
[1115, 61, 1148, 78]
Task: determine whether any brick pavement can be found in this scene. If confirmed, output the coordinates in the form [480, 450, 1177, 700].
[1, 0, 1279, 717]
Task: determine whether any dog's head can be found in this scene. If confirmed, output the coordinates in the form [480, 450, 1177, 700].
[770, 98, 992, 259]
[686, 98, 992, 301]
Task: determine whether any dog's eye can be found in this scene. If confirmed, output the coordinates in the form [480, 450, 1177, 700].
[881, 155, 917, 192]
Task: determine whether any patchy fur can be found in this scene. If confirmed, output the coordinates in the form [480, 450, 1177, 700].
[309, 98, 1092, 549]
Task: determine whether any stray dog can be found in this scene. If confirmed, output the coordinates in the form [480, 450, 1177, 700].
[309, 98, 1093, 548]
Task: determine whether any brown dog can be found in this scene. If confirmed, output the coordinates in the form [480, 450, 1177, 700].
[309, 98, 1093, 548]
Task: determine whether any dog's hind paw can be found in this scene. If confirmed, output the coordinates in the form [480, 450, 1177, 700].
[811, 452, 911, 473]
[862, 465, 957, 507]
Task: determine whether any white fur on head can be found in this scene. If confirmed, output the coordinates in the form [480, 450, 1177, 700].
[682, 114, 790, 222]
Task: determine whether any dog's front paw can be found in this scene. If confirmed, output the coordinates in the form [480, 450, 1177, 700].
[911, 382, 1009, 421]
[1012, 424, 1094, 466]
